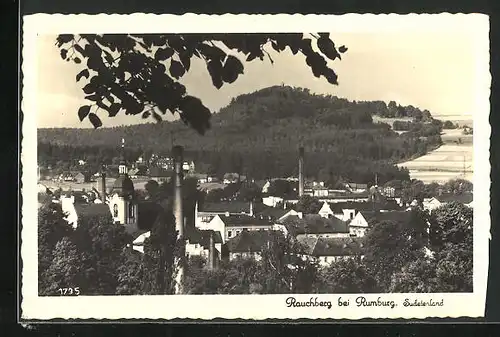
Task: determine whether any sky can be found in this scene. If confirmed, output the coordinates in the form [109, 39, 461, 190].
[36, 21, 485, 128]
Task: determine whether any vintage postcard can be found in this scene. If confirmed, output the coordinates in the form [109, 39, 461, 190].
[21, 13, 490, 320]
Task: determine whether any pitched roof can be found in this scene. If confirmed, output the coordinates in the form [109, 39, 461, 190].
[280, 214, 349, 235]
[435, 193, 473, 204]
[219, 214, 273, 228]
[298, 236, 364, 257]
[186, 228, 223, 248]
[255, 206, 289, 220]
[225, 230, 280, 253]
[74, 204, 112, 219]
[149, 166, 171, 177]
[200, 201, 252, 213]
[361, 210, 413, 224]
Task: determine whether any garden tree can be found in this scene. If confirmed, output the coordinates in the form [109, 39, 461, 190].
[389, 258, 439, 293]
[41, 237, 84, 295]
[71, 214, 132, 294]
[117, 204, 181, 294]
[236, 183, 263, 202]
[318, 258, 378, 293]
[144, 179, 160, 199]
[295, 195, 322, 214]
[267, 179, 297, 198]
[38, 203, 73, 295]
[428, 202, 473, 251]
[433, 242, 473, 292]
[443, 120, 457, 129]
[258, 232, 320, 294]
[443, 179, 473, 194]
[56, 33, 347, 132]
[184, 256, 262, 294]
[363, 217, 427, 291]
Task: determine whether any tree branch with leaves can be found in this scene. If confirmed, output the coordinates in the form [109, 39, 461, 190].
[56, 33, 347, 133]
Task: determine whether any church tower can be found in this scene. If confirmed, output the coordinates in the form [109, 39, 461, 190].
[109, 138, 138, 233]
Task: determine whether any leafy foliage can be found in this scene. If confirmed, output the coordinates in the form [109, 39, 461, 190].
[318, 258, 378, 293]
[56, 33, 347, 133]
[295, 195, 323, 214]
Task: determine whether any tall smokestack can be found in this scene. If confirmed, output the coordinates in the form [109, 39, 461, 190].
[298, 147, 305, 197]
[172, 145, 185, 294]
[173, 146, 184, 237]
[208, 231, 216, 270]
[100, 166, 106, 203]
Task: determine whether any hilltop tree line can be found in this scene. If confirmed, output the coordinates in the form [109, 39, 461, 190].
[39, 189, 473, 295]
[38, 86, 444, 184]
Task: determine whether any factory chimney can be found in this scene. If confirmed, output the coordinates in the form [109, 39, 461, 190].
[172, 145, 185, 294]
[208, 230, 216, 270]
[100, 165, 106, 203]
[298, 146, 305, 197]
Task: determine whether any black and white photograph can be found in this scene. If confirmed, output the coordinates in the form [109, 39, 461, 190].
[21, 14, 490, 320]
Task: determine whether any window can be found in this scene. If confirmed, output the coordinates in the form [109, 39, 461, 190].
[113, 204, 118, 218]
[350, 212, 354, 220]
[228, 231, 232, 238]
[129, 203, 135, 218]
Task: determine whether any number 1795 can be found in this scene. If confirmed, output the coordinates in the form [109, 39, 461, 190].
[57, 287, 80, 296]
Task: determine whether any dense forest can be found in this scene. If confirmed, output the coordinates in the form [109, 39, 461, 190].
[38, 86, 443, 184]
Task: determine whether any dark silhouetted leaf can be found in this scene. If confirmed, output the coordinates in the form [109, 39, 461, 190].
[108, 103, 121, 117]
[82, 83, 96, 95]
[85, 94, 100, 101]
[74, 44, 85, 55]
[223, 55, 244, 84]
[142, 111, 151, 119]
[74, 57, 81, 64]
[338, 45, 348, 53]
[317, 36, 339, 61]
[155, 47, 175, 61]
[57, 34, 74, 46]
[76, 69, 90, 82]
[207, 59, 223, 89]
[78, 105, 91, 121]
[169, 60, 185, 79]
[88, 113, 102, 128]
[318, 33, 330, 39]
[60, 49, 67, 59]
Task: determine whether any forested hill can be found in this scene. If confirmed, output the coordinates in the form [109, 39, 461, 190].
[38, 85, 442, 184]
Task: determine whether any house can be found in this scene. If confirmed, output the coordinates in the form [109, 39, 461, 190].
[345, 182, 368, 192]
[279, 214, 350, 239]
[128, 166, 148, 179]
[73, 171, 92, 183]
[255, 180, 270, 194]
[195, 201, 256, 227]
[354, 210, 414, 229]
[255, 206, 300, 222]
[149, 166, 171, 183]
[199, 214, 274, 242]
[318, 201, 334, 218]
[262, 195, 284, 207]
[297, 236, 364, 266]
[422, 197, 442, 211]
[223, 173, 246, 184]
[225, 230, 280, 261]
[185, 228, 223, 261]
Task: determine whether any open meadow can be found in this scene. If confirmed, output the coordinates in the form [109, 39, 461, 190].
[397, 128, 473, 183]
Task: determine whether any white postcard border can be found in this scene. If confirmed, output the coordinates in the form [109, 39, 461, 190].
[21, 13, 491, 320]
